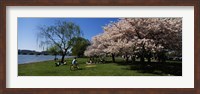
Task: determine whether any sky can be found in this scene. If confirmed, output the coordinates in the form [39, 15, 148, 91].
[18, 18, 119, 51]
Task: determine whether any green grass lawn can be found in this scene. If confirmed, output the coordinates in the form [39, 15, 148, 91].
[18, 57, 182, 76]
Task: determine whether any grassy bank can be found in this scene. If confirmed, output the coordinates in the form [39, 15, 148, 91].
[18, 57, 182, 76]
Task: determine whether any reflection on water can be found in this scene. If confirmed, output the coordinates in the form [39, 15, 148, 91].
[18, 55, 74, 64]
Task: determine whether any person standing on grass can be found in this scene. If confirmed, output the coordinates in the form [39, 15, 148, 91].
[72, 57, 79, 68]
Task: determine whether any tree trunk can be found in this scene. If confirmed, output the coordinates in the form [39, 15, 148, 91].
[92, 56, 94, 63]
[61, 49, 68, 63]
[140, 44, 145, 63]
[61, 54, 65, 63]
[111, 53, 115, 63]
[161, 54, 166, 63]
[125, 55, 129, 63]
[147, 53, 151, 63]
[157, 51, 166, 63]
[140, 56, 144, 63]
[131, 55, 135, 63]
[54, 54, 57, 61]
[148, 57, 151, 63]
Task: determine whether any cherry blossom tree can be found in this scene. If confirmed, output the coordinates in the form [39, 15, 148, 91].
[84, 18, 182, 63]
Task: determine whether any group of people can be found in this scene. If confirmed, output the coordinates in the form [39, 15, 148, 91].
[86, 58, 105, 64]
[55, 57, 105, 67]
[86, 58, 93, 64]
[55, 57, 79, 68]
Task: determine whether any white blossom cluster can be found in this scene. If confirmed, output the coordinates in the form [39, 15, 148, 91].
[84, 18, 182, 57]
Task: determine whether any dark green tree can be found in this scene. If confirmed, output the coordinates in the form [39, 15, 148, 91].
[46, 45, 60, 60]
[70, 37, 90, 57]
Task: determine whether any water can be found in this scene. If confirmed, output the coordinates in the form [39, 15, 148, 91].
[18, 55, 75, 64]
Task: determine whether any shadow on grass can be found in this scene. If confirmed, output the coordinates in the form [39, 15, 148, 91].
[116, 61, 182, 76]
[104, 61, 114, 63]
[78, 68, 84, 70]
